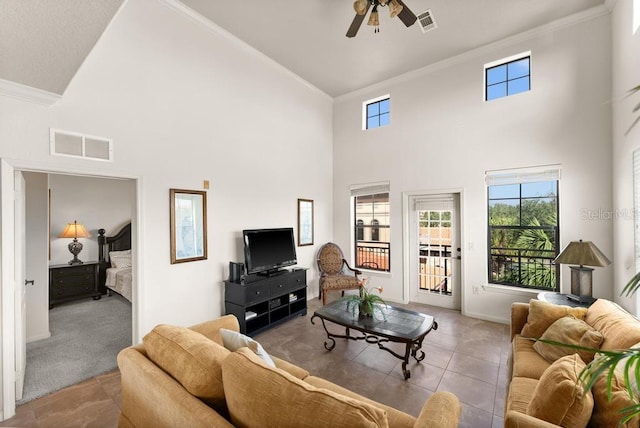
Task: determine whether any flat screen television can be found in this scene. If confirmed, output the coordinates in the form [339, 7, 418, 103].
[243, 228, 297, 275]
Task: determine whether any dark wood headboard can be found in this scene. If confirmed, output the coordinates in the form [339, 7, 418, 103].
[98, 223, 132, 294]
[98, 222, 132, 262]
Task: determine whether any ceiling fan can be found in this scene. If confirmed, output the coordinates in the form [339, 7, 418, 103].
[346, 0, 417, 38]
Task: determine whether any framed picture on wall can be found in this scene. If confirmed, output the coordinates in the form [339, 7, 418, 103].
[297, 198, 314, 246]
[170, 189, 207, 263]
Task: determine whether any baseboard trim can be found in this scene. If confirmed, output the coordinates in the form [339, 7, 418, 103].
[26, 331, 51, 343]
[462, 310, 509, 325]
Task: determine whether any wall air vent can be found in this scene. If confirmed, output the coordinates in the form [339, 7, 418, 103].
[50, 129, 113, 162]
[417, 9, 437, 33]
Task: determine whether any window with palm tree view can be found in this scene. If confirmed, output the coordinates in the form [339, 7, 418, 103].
[488, 179, 559, 289]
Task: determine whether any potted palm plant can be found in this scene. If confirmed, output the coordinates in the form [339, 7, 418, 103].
[342, 278, 387, 319]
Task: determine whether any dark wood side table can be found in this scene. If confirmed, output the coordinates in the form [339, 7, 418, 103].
[537, 292, 595, 308]
[49, 261, 102, 309]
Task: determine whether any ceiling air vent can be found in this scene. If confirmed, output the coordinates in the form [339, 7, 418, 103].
[417, 9, 437, 33]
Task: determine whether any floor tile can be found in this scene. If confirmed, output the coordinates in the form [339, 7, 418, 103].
[447, 353, 499, 385]
[438, 371, 497, 413]
[458, 402, 494, 428]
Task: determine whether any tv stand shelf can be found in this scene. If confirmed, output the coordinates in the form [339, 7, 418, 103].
[224, 269, 307, 335]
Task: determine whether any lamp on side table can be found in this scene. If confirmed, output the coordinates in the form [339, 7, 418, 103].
[59, 220, 91, 265]
[553, 239, 610, 304]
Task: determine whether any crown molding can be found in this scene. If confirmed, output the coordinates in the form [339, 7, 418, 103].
[0, 79, 61, 106]
[335, 4, 612, 103]
[158, 0, 332, 101]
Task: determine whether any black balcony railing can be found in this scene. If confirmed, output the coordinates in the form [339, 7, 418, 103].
[490, 247, 558, 290]
[355, 241, 390, 272]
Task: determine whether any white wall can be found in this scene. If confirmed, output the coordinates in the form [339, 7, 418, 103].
[49, 174, 134, 266]
[333, 11, 613, 323]
[0, 0, 333, 343]
[24, 172, 49, 343]
[611, 0, 640, 314]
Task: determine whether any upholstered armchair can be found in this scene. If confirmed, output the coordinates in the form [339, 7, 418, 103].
[317, 242, 362, 305]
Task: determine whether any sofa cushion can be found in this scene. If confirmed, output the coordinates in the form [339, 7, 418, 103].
[526, 354, 594, 428]
[305, 376, 415, 428]
[506, 377, 539, 414]
[585, 299, 640, 351]
[222, 347, 389, 428]
[189, 314, 240, 346]
[520, 299, 588, 339]
[533, 316, 604, 363]
[589, 364, 639, 428]
[142, 324, 229, 412]
[219, 328, 275, 367]
[512, 335, 552, 379]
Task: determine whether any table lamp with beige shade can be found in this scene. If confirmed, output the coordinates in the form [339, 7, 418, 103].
[59, 220, 91, 265]
[553, 239, 610, 304]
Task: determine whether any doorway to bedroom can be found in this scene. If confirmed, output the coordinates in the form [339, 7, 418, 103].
[20, 171, 135, 404]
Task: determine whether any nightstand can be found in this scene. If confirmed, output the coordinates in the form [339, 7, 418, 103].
[537, 291, 595, 308]
[49, 261, 101, 309]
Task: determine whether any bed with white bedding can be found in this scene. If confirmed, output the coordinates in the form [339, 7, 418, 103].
[98, 223, 133, 303]
[105, 266, 132, 302]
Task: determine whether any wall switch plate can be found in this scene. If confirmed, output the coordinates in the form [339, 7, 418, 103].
[203, 180, 210, 189]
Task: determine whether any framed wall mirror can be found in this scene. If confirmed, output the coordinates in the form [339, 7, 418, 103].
[297, 198, 314, 246]
[170, 189, 207, 264]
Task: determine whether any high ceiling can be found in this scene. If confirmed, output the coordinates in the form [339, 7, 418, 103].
[180, 0, 606, 97]
[0, 0, 607, 98]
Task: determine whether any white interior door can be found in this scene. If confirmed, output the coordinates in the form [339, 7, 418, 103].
[408, 194, 461, 310]
[14, 171, 26, 400]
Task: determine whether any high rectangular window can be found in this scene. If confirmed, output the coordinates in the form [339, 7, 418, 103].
[486, 168, 560, 290]
[363, 96, 390, 130]
[485, 54, 530, 101]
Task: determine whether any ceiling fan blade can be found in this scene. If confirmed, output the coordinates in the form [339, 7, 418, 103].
[346, 2, 371, 38]
[396, 0, 417, 27]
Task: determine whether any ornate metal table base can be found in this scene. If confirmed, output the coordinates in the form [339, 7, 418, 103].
[311, 315, 438, 380]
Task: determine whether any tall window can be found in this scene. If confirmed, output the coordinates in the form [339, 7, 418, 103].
[363, 95, 390, 130]
[351, 182, 390, 272]
[485, 53, 530, 101]
[486, 168, 560, 290]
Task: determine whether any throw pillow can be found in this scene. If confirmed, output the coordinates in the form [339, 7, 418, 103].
[526, 353, 594, 428]
[219, 328, 275, 367]
[533, 316, 604, 363]
[143, 324, 230, 412]
[589, 363, 639, 428]
[585, 299, 640, 351]
[520, 299, 588, 339]
[109, 249, 132, 268]
[222, 347, 389, 428]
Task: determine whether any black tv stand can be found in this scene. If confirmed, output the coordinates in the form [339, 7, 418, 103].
[225, 269, 307, 335]
[257, 268, 289, 278]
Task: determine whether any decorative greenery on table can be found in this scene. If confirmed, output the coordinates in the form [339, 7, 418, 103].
[342, 279, 387, 319]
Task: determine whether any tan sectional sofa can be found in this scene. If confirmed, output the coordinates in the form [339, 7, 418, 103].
[506, 298, 640, 428]
[117, 315, 461, 428]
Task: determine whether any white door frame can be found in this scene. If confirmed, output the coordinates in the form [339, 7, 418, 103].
[0, 158, 143, 420]
[14, 171, 26, 401]
[402, 188, 466, 312]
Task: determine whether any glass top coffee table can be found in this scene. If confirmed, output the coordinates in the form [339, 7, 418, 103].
[310, 299, 437, 380]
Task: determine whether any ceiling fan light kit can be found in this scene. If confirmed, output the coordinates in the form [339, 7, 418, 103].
[347, 0, 417, 38]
